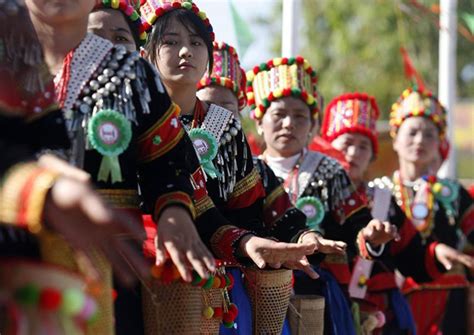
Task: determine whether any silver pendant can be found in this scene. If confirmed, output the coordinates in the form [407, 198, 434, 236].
[412, 203, 429, 220]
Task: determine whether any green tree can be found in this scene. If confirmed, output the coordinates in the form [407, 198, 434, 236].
[263, 0, 473, 119]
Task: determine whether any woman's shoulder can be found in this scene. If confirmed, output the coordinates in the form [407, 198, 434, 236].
[305, 150, 346, 180]
[204, 104, 242, 144]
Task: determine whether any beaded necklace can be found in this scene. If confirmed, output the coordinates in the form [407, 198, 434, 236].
[180, 98, 206, 130]
[54, 50, 74, 108]
[192, 99, 206, 128]
[262, 150, 306, 204]
[284, 151, 307, 203]
[393, 170, 436, 240]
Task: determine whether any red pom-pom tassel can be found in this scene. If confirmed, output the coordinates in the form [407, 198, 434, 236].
[223, 312, 234, 323]
[39, 288, 62, 311]
[228, 303, 239, 318]
[213, 306, 223, 318]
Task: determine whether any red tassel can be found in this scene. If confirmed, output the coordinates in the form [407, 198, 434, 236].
[39, 288, 62, 311]
[400, 47, 426, 91]
[213, 307, 223, 318]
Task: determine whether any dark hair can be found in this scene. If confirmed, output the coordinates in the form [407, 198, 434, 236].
[91, 8, 141, 48]
[120, 11, 141, 48]
[144, 8, 213, 74]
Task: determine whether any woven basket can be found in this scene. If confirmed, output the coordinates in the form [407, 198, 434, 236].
[244, 268, 292, 335]
[288, 295, 325, 335]
[0, 260, 89, 335]
[200, 288, 223, 334]
[142, 281, 202, 335]
[38, 230, 114, 335]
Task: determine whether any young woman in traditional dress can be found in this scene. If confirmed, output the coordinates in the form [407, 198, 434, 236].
[24, 0, 234, 333]
[140, 0, 319, 273]
[247, 55, 400, 334]
[1, 1, 151, 333]
[197, 40, 350, 334]
[384, 87, 474, 334]
[322, 92, 474, 334]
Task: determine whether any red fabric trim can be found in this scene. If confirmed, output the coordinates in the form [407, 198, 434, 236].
[460, 205, 474, 237]
[210, 225, 250, 265]
[17, 168, 45, 226]
[154, 191, 195, 220]
[190, 167, 208, 202]
[227, 177, 265, 209]
[403, 273, 469, 295]
[195, 195, 214, 218]
[142, 214, 156, 260]
[136, 104, 184, 162]
[320, 260, 351, 285]
[389, 217, 417, 255]
[364, 292, 389, 315]
[367, 272, 398, 292]
[425, 242, 443, 280]
[246, 133, 262, 156]
[406, 288, 449, 335]
[263, 188, 292, 228]
[357, 231, 371, 260]
[334, 193, 366, 224]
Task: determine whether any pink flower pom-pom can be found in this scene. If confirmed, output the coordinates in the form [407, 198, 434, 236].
[374, 311, 386, 328]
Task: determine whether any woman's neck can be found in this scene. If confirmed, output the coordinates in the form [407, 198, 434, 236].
[265, 147, 302, 159]
[398, 159, 430, 182]
[164, 82, 197, 116]
[29, 14, 88, 75]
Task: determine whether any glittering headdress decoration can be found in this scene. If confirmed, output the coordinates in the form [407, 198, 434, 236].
[0, 0, 56, 116]
[95, 0, 148, 44]
[321, 92, 380, 155]
[245, 56, 319, 120]
[389, 87, 447, 138]
[139, 0, 214, 41]
[197, 41, 247, 110]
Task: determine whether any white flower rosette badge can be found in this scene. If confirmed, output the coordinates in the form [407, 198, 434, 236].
[296, 196, 325, 232]
[87, 109, 132, 183]
[188, 128, 220, 179]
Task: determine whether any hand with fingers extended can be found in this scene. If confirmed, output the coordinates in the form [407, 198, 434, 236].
[154, 206, 215, 283]
[362, 219, 400, 247]
[280, 256, 319, 279]
[44, 177, 150, 287]
[299, 232, 347, 255]
[434, 243, 474, 271]
[238, 235, 319, 279]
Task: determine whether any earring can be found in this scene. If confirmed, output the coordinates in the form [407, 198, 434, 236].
[257, 128, 263, 136]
